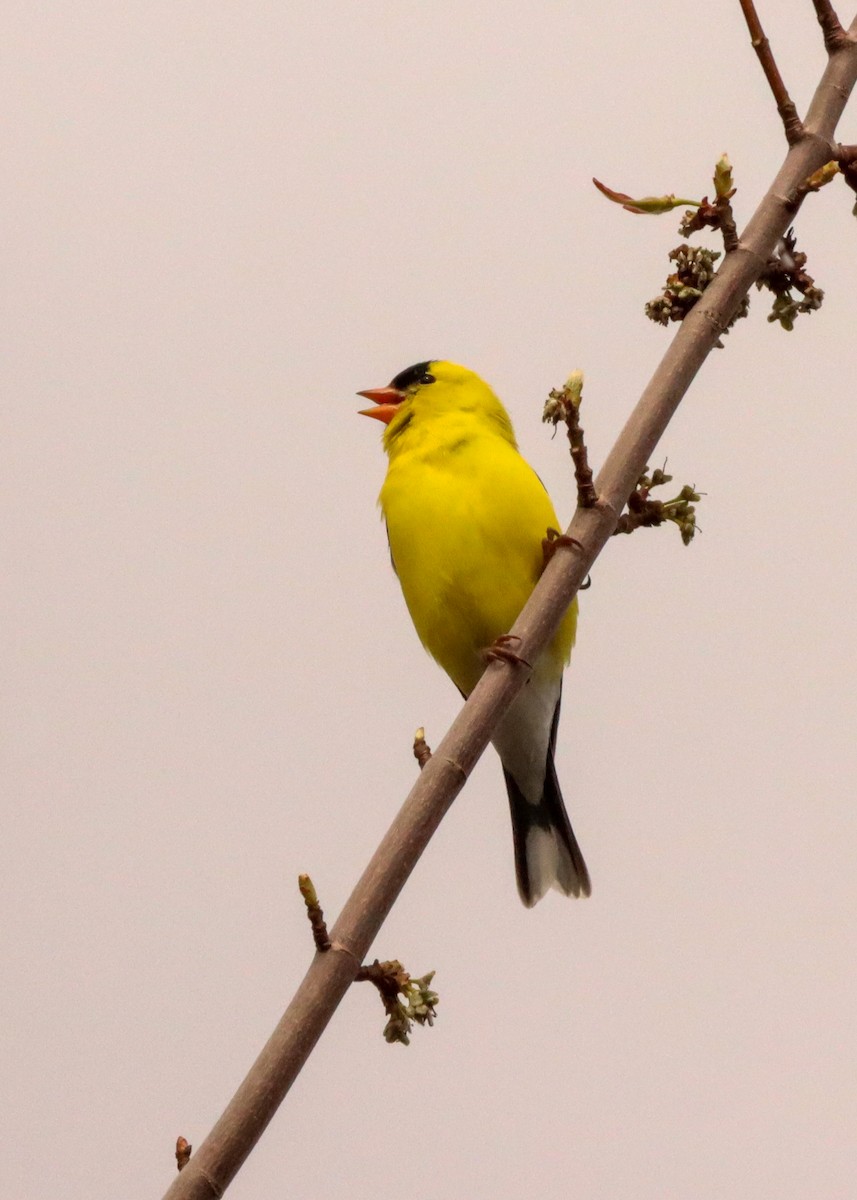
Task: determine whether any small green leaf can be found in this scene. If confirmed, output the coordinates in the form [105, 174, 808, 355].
[802, 160, 840, 193]
[593, 177, 700, 214]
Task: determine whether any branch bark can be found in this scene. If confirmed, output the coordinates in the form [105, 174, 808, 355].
[162, 16, 857, 1200]
[813, 0, 848, 51]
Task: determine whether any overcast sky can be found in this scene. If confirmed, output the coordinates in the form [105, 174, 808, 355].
[4, 3, 856, 1198]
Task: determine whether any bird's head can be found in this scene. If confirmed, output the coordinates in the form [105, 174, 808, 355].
[358, 360, 515, 451]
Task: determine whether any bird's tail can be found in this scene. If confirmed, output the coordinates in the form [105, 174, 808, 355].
[503, 755, 591, 907]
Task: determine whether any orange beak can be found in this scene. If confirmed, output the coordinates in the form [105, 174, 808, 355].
[357, 386, 406, 425]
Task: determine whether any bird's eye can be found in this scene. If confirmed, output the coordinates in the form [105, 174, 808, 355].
[420, 372, 436, 385]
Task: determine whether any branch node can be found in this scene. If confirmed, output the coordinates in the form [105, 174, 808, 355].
[327, 939, 363, 966]
[442, 755, 468, 782]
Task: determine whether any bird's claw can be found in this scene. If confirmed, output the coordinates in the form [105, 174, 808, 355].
[483, 634, 532, 671]
[541, 527, 584, 569]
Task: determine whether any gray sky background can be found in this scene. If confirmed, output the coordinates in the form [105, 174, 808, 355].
[4, 3, 856, 1198]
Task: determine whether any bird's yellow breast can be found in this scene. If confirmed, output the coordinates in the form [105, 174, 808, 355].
[380, 420, 577, 696]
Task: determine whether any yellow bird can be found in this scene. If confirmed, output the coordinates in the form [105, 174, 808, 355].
[359, 360, 590, 906]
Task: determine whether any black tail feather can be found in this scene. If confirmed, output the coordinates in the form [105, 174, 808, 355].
[504, 756, 591, 906]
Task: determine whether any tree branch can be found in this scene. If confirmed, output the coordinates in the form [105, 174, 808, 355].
[161, 17, 857, 1200]
[738, 0, 805, 142]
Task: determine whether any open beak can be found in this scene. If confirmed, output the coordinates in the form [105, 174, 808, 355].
[357, 386, 406, 425]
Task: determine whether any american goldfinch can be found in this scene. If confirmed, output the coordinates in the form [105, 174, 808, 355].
[359, 361, 590, 906]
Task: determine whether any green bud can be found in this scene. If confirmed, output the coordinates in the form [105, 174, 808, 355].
[713, 154, 734, 199]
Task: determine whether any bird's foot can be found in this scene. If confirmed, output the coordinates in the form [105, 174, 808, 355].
[483, 634, 532, 671]
[541, 527, 584, 570]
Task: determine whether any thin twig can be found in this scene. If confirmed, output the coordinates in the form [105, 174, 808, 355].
[812, 0, 847, 52]
[738, 0, 805, 142]
[714, 170, 740, 253]
[717, 199, 740, 253]
[570, 427, 597, 507]
[413, 727, 432, 769]
[542, 372, 598, 507]
[162, 18, 857, 1200]
[298, 874, 331, 952]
